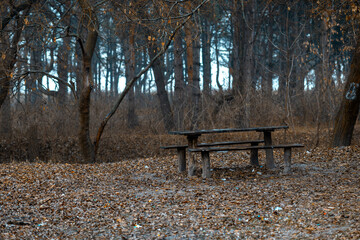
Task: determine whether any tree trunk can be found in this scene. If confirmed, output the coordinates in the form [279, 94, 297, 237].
[1, 93, 12, 139]
[148, 43, 175, 132]
[79, 57, 95, 163]
[78, 0, 98, 163]
[185, 10, 201, 130]
[278, 5, 287, 104]
[214, 21, 222, 91]
[0, 14, 25, 139]
[185, 24, 194, 86]
[191, 32, 201, 130]
[263, 19, 273, 99]
[231, 1, 242, 92]
[57, 37, 69, 104]
[295, 69, 306, 122]
[124, 24, 138, 129]
[0, 2, 32, 108]
[29, 36, 43, 105]
[201, 17, 211, 94]
[241, 10, 254, 127]
[75, 43, 83, 99]
[174, 30, 185, 130]
[332, 34, 360, 146]
[110, 32, 117, 96]
[232, 0, 254, 127]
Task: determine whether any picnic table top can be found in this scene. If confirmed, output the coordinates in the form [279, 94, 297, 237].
[169, 126, 289, 136]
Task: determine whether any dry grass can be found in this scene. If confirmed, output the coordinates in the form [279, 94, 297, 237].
[0, 89, 349, 163]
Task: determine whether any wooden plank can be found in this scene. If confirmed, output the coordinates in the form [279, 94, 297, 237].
[169, 126, 288, 136]
[188, 144, 304, 152]
[160, 145, 187, 149]
[161, 140, 264, 149]
[198, 140, 263, 147]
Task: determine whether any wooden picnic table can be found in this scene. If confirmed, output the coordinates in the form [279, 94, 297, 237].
[169, 126, 289, 176]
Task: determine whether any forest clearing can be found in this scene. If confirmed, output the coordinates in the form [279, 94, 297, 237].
[1, 0, 360, 239]
[1, 128, 359, 239]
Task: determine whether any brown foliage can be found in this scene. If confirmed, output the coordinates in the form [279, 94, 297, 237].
[1, 145, 359, 238]
[0, 86, 353, 163]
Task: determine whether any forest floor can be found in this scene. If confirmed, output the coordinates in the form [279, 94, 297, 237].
[1, 144, 359, 239]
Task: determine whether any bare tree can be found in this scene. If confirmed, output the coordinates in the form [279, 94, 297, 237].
[77, 0, 99, 163]
[0, 1, 34, 108]
[333, 34, 360, 146]
[184, 2, 201, 130]
[173, 28, 185, 130]
[147, 40, 175, 131]
[124, 23, 138, 129]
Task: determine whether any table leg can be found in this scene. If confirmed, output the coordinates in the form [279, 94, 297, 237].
[250, 142, 259, 166]
[264, 131, 276, 169]
[187, 136, 198, 176]
[177, 147, 186, 172]
[283, 147, 292, 174]
[201, 151, 211, 178]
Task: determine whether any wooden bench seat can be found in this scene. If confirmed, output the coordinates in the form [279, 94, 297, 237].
[160, 140, 264, 149]
[161, 140, 264, 172]
[188, 144, 304, 178]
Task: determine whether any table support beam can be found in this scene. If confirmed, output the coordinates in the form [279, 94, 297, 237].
[187, 135, 198, 176]
[264, 131, 275, 169]
[283, 147, 292, 174]
[177, 147, 186, 172]
[250, 142, 259, 166]
[201, 151, 211, 178]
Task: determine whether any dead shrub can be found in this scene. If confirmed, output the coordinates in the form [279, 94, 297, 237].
[0, 87, 350, 163]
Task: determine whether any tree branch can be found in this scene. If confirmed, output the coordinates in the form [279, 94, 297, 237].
[119, 0, 209, 23]
[76, 36, 86, 58]
[1, 0, 35, 31]
[93, 1, 209, 154]
[21, 71, 77, 99]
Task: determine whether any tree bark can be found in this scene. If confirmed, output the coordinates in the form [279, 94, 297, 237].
[148, 43, 175, 132]
[232, 0, 254, 127]
[278, 5, 287, 104]
[124, 24, 138, 129]
[57, 37, 70, 104]
[78, 0, 98, 163]
[231, 1, 242, 92]
[332, 34, 360, 147]
[185, 7, 201, 130]
[263, 19, 273, 99]
[214, 21, 223, 91]
[201, 17, 211, 94]
[174, 29, 185, 130]
[191, 33, 201, 130]
[29, 40, 42, 105]
[0, 5, 31, 108]
[1, 93, 12, 139]
[0, 5, 30, 140]
[56, 37, 69, 137]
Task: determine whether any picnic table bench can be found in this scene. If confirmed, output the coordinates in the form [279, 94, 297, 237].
[161, 140, 264, 172]
[189, 144, 304, 178]
[161, 126, 304, 178]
